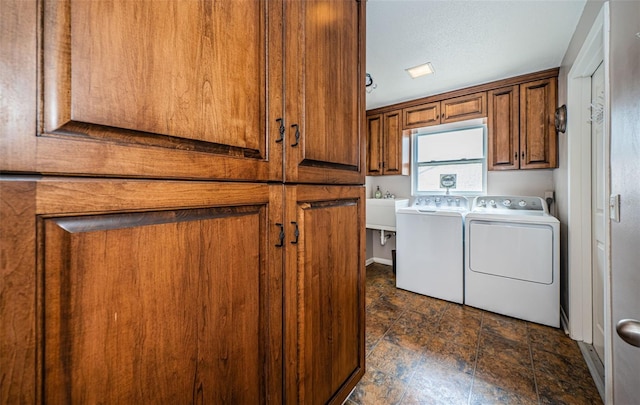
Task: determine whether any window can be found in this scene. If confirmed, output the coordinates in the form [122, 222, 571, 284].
[412, 123, 486, 195]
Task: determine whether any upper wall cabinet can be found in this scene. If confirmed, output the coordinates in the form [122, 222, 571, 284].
[284, 0, 365, 185]
[488, 78, 558, 170]
[487, 86, 520, 170]
[366, 110, 409, 176]
[366, 69, 558, 172]
[403, 92, 487, 129]
[1, 0, 364, 184]
[519, 78, 558, 169]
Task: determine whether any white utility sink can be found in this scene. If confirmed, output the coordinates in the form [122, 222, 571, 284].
[366, 198, 409, 231]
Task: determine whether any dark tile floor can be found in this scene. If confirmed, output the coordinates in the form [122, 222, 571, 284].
[347, 263, 603, 405]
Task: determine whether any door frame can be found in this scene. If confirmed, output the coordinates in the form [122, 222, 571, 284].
[566, 3, 612, 403]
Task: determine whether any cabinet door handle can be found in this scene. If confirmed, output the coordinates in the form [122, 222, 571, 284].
[617, 319, 640, 347]
[275, 118, 285, 143]
[275, 223, 285, 247]
[514, 152, 518, 161]
[290, 221, 299, 244]
[521, 151, 525, 159]
[291, 124, 300, 147]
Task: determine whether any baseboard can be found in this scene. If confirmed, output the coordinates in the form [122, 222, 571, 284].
[578, 342, 605, 403]
[365, 258, 374, 266]
[372, 257, 393, 266]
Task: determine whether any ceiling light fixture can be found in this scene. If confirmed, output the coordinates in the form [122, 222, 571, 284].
[405, 62, 435, 79]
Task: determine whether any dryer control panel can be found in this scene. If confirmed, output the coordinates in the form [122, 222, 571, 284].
[471, 196, 548, 214]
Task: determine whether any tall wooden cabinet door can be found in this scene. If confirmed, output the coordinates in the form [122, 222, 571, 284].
[487, 86, 520, 170]
[519, 78, 558, 169]
[284, 0, 366, 185]
[382, 111, 403, 175]
[1, 0, 283, 181]
[1, 178, 284, 403]
[284, 185, 365, 404]
[366, 114, 383, 175]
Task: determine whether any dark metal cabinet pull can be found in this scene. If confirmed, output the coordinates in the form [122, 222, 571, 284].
[275, 223, 285, 247]
[291, 124, 300, 147]
[275, 118, 285, 143]
[290, 221, 299, 244]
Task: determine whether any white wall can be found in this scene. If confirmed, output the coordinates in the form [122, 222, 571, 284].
[366, 171, 554, 201]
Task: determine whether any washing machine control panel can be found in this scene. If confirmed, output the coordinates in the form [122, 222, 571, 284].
[472, 196, 548, 214]
[411, 195, 470, 211]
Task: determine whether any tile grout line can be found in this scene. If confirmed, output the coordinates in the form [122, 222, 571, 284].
[526, 323, 542, 405]
[467, 310, 484, 405]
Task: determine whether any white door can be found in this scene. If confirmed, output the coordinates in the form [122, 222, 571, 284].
[610, 1, 640, 403]
[591, 61, 606, 362]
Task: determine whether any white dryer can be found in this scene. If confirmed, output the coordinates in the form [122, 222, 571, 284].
[396, 195, 469, 304]
[464, 196, 560, 327]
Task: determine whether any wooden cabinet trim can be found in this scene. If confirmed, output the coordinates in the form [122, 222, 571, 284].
[32, 177, 270, 214]
[1, 180, 38, 404]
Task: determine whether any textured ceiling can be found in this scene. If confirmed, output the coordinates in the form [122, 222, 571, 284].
[365, 0, 587, 110]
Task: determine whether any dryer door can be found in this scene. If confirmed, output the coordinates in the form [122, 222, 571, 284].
[467, 220, 554, 284]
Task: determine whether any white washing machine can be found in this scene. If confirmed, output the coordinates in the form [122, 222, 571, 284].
[396, 195, 469, 304]
[464, 196, 560, 327]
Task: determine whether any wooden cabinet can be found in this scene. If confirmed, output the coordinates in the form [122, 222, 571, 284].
[488, 78, 557, 170]
[403, 102, 441, 128]
[1, 0, 364, 184]
[403, 92, 487, 129]
[0, 179, 365, 404]
[1, 180, 284, 403]
[284, 185, 366, 404]
[488, 86, 520, 170]
[285, 0, 365, 184]
[1, 0, 365, 403]
[366, 110, 409, 176]
[519, 78, 558, 169]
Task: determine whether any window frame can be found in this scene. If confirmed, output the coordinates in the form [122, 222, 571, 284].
[411, 118, 487, 196]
